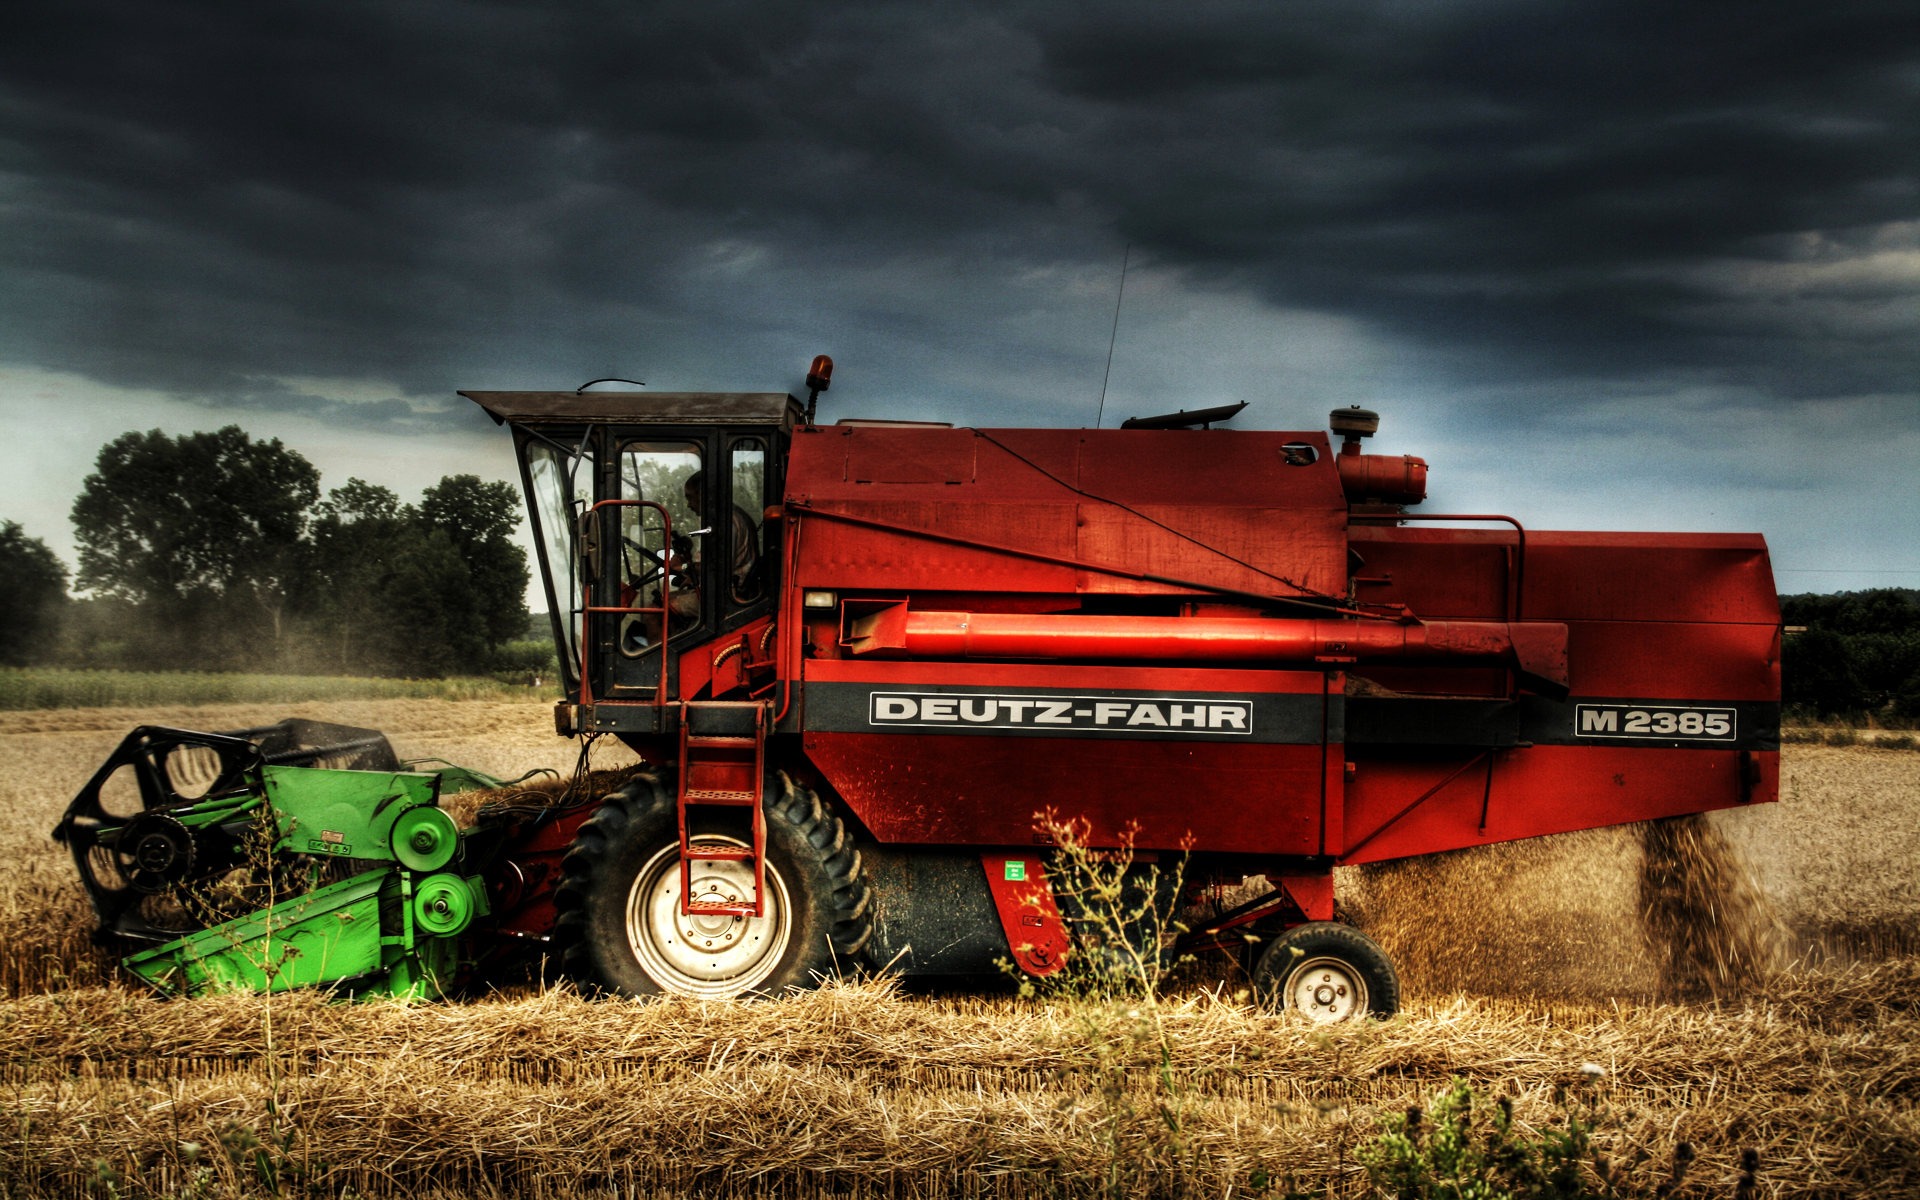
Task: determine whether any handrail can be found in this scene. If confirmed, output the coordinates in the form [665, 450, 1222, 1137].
[1365, 513, 1527, 622]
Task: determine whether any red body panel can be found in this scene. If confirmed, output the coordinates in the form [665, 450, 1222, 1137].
[1340, 745, 1777, 865]
[780, 425, 1779, 870]
[477, 807, 598, 949]
[800, 658, 1336, 855]
[1349, 527, 1777, 624]
[981, 853, 1071, 976]
[784, 426, 1349, 599]
[1335, 526, 1781, 862]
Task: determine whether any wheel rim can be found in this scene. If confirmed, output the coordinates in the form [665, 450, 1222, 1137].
[1281, 954, 1368, 1022]
[625, 836, 792, 998]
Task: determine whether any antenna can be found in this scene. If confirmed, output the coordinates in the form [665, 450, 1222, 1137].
[1094, 243, 1131, 429]
[575, 377, 646, 393]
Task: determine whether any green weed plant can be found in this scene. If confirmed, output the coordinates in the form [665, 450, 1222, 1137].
[1358, 1077, 1629, 1200]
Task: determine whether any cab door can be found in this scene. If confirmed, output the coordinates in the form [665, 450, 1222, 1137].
[598, 428, 781, 703]
[599, 433, 708, 701]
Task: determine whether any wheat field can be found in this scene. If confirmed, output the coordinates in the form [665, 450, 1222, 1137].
[1, 700, 1915, 1197]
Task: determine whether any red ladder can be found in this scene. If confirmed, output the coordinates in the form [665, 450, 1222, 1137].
[676, 700, 768, 919]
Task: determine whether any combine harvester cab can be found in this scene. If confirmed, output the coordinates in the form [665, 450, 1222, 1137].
[458, 361, 1779, 1021]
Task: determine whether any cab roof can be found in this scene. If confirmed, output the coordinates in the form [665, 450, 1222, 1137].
[460, 391, 802, 427]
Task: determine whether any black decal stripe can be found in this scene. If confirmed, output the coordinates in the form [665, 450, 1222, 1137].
[1529, 696, 1778, 751]
[1346, 698, 1521, 747]
[803, 681, 1326, 745]
[1347, 696, 1777, 751]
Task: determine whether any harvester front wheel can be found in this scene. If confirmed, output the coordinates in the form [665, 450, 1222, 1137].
[555, 771, 870, 999]
[1252, 922, 1400, 1022]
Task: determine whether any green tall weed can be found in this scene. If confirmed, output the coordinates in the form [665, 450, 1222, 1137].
[1026, 815, 1202, 1198]
[1358, 1078, 1615, 1199]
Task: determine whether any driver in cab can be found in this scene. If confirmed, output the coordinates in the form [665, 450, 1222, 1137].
[626, 471, 759, 648]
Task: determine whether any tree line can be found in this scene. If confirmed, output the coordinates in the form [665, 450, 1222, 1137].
[1781, 588, 1920, 722]
[0, 426, 540, 678]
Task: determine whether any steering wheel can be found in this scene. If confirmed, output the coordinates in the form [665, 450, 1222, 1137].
[621, 535, 668, 587]
[622, 533, 701, 591]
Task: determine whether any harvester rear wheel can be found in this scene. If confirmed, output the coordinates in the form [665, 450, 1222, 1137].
[554, 771, 870, 999]
[1252, 922, 1400, 1022]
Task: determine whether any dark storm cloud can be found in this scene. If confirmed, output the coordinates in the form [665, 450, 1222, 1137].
[1029, 1, 1920, 397]
[2, 0, 1918, 416]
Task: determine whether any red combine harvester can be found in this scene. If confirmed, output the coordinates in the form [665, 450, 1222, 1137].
[451, 357, 1780, 1019]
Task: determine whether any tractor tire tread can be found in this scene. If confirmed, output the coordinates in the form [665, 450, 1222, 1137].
[1251, 920, 1400, 1021]
[552, 768, 872, 998]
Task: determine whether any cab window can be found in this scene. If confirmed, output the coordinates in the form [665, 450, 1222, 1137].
[617, 441, 702, 652]
[728, 438, 767, 607]
[524, 437, 595, 676]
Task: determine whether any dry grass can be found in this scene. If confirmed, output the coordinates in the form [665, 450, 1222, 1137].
[1725, 745, 1920, 964]
[1346, 746, 1920, 1004]
[441, 766, 645, 828]
[1, 969, 1916, 1197]
[0, 701, 1915, 1197]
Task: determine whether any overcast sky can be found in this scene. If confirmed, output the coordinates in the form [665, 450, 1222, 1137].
[3, 0, 1917, 604]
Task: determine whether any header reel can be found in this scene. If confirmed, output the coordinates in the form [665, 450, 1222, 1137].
[54, 720, 500, 999]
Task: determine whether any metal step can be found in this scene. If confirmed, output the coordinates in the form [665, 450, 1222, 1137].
[683, 787, 758, 805]
[683, 899, 757, 918]
[685, 844, 755, 863]
[678, 699, 771, 919]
